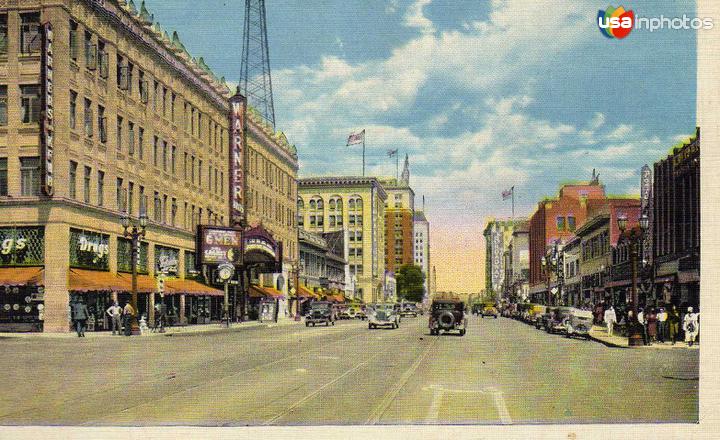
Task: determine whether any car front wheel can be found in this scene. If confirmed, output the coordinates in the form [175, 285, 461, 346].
[459, 329, 466, 336]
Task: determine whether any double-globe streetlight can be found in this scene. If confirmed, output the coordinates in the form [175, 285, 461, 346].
[617, 211, 649, 346]
[121, 208, 148, 335]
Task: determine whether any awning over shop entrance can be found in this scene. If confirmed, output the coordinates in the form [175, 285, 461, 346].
[166, 278, 223, 297]
[69, 269, 128, 292]
[297, 285, 318, 299]
[0, 267, 43, 286]
[250, 285, 284, 299]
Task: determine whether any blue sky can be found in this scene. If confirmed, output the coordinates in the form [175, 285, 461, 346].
[145, 0, 697, 291]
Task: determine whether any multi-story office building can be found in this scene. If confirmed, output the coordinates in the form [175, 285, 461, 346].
[381, 156, 414, 274]
[483, 218, 526, 297]
[0, 0, 235, 332]
[413, 210, 430, 299]
[298, 177, 386, 303]
[244, 108, 298, 311]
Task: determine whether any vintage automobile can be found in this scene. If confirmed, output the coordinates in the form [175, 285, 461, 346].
[305, 301, 335, 327]
[429, 299, 467, 336]
[565, 309, 593, 339]
[471, 303, 483, 316]
[542, 306, 574, 334]
[480, 303, 499, 319]
[400, 302, 419, 318]
[368, 303, 400, 329]
[529, 304, 549, 328]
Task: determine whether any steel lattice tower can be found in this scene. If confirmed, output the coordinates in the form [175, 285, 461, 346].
[240, 0, 276, 129]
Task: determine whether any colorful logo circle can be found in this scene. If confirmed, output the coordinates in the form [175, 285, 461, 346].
[598, 5, 635, 39]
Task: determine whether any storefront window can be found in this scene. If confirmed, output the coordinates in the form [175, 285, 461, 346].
[0, 226, 44, 266]
[1, 285, 43, 331]
[117, 238, 149, 274]
[69, 228, 109, 270]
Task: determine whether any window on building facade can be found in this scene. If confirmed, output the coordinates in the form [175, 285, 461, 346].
[154, 191, 161, 222]
[138, 127, 144, 160]
[20, 157, 40, 196]
[139, 185, 146, 214]
[20, 85, 40, 124]
[162, 140, 168, 172]
[98, 40, 108, 79]
[191, 156, 195, 183]
[82, 166, 91, 204]
[198, 159, 203, 186]
[69, 20, 79, 61]
[69, 90, 77, 130]
[20, 13, 41, 55]
[0, 158, 7, 196]
[127, 181, 134, 215]
[171, 146, 176, 175]
[556, 216, 566, 231]
[0, 15, 8, 56]
[84, 31, 96, 70]
[153, 136, 159, 167]
[98, 105, 107, 143]
[68, 161, 78, 199]
[117, 55, 127, 90]
[162, 194, 167, 223]
[139, 70, 148, 103]
[568, 216, 576, 232]
[84, 98, 93, 137]
[116, 116, 123, 151]
[128, 121, 135, 156]
[116, 178, 124, 211]
[153, 81, 159, 111]
[171, 93, 176, 121]
[171, 198, 177, 226]
[0, 86, 7, 126]
[162, 87, 167, 117]
[97, 170, 104, 206]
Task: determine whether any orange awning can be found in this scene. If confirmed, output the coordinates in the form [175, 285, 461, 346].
[250, 285, 285, 299]
[166, 278, 223, 297]
[69, 269, 129, 292]
[116, 273, 163, 294]
[297, 285, 318, 298]
[0, 267, 43, 286]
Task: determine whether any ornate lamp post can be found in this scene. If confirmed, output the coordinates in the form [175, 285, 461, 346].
[121, 207, 147, 336]
[617, 212, 649, 346]
[290, 260, 302, 321]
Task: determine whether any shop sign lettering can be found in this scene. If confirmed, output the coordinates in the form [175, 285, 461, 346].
[78, 235, 110, 262]
[1, 238, 27, 255]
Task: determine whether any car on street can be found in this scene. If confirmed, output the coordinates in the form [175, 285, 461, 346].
[429, 299, 467, 336]
[400, 302, 419, 318]
[565, 308, 593, 339]
[542, 306, 573, 334]
[305, 301, 335, 327]
[367, 303, 400, 329]
[480, 303, 499, 319]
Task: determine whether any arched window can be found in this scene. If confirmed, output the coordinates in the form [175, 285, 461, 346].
[297, 198, 305, 227]
[349, 195, 363, 213]
[309, 199, 316, 210]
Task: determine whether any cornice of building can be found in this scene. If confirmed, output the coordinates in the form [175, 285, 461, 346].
[298, 176, 388, 199]
[84, 0, 231, 111]
[247, 118, 299, 171]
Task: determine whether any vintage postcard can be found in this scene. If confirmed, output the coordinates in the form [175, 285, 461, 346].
[0, 0, 717, 438]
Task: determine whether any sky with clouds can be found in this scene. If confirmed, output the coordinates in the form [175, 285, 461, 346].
[145, 0, 697, 293]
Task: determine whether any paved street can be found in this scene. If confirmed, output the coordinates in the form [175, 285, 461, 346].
[0, 316, 698, 426]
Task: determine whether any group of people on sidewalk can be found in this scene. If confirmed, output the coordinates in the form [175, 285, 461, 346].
[69, 299, 136, 337]
[600, 302, 699, 346]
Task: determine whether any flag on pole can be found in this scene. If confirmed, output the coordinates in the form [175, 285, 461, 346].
[501, 186, 514, 201]
[387, 148, 398, 157]
[346, 129, 365, 146]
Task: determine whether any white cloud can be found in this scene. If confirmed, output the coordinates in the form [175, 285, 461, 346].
[589, 112, 606, 130]
[606, 124, 633, 140]
[404, 0, 435, 35]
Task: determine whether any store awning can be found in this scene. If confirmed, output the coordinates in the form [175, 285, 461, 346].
[0, 267, 43, 286]
[116, 274, 161, 294]
[166, 278, 223, 297]
[69, 269, 129, 292]
[297, 285, 317, 298]
[250, 285, 285, 299]
[678, 270, 699, 284]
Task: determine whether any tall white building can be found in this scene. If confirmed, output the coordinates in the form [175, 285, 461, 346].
[413, 211, 430, 298]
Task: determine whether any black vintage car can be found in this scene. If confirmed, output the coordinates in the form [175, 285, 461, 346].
[305, 301, 335, 327]
[429, 299, 467, 336]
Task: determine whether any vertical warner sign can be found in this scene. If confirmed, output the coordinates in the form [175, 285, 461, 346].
[229, 91, 246, 226]
[640, 164, 653, 264]
[41, 22, 54, 196]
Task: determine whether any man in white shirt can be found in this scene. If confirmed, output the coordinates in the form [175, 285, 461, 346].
[683, 307, 699, 346]
[638, 308, 647, 345]
[603, 306, 617, 337]
[106, 301, 122, 335]
[657, 308, 667, 343]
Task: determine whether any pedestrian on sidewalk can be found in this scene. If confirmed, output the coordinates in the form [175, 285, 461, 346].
[647, 308, 658, 345]
[71, 298, 90, 337]
[657, 307, 667, 343]
[106, 301, 122, 335]
[603, 305, 617, 337]
[122, 301, 135, 336]
[683, 307, 699, 347]
[668, 305, 680, 345]
[637, 308, 647, 345]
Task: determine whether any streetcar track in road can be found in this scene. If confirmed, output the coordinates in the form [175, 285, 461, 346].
[365, 335, 437, 425]
[0, 328, 368, 424]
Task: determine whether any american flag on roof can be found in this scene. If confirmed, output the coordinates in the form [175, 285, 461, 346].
[346, 129, 365, 146]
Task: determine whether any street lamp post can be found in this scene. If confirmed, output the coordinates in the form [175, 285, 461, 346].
[617, 213, 649, 346]
[290, 260, 302, 321]
[121, 208, 147, 336]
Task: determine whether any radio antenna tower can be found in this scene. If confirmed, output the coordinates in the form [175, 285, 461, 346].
[240, 0, 276, 129]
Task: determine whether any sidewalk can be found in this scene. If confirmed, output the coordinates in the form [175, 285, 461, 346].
[1, 318, 303, 339]
[588, 325, 699, 350]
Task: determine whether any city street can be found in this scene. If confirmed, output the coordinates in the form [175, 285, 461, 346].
[0, 316, 698, 426]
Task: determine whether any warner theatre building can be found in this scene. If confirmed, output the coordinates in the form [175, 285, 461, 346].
[0, 0, 237, 332]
